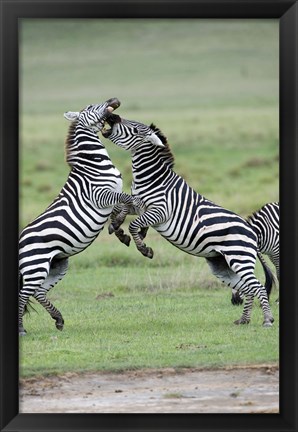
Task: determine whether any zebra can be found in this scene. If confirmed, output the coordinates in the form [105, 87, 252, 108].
[231, 202, 279, 305]
[109, 202, 276, 307]
[19, 98, 141, 335]
[102, 113, 275, 327]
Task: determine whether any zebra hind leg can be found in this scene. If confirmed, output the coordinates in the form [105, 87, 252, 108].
[268, 253, 279, 303]
[19, 285, 37, 335]
[33, 290, 64, 330]
[206, 255, 272, 325]
[19, 261, 52, 335]
[231, 289, 244, 306]
[206, 255, 247, 315]
[226, 257, 274, 327]
[233, 295, 254, 325]
[35, 258, 69, 331]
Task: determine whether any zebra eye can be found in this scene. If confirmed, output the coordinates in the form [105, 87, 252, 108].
[133, 127, 138, 134]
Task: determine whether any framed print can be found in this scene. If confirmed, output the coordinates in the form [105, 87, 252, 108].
[0, 1, 297, 431]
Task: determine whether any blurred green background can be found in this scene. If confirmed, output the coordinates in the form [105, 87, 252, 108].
[20, 19, 279, 226]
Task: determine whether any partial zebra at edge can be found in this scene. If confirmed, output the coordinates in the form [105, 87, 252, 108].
[231, 202, 279, 305]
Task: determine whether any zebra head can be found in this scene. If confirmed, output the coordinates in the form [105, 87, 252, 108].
[102, 114, 165, 150]
[64, 98, 120, 132]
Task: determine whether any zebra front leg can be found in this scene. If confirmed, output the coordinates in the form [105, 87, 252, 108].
[95, 189, 144, 210]
[109, 204, 131, 246]
[129, 221, 153, 258]
[109, 197, 146, 247]
[109, 204, 129, 233]
[128, 208, 167, 259]
[138, 226, 149, 241]
[112, 211, 149, 246]
[114, 224, 149, 247]
[114, 228, 131, 247]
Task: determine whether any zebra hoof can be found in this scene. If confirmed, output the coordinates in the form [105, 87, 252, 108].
[234, 318, 250, 325]
[55, 319, 64, 331]
[139, 246, 154, 259]
[108, 224, 116, 234]
[122, 235, 131, 247]
[146, 247, 154, 259]
[263, 316, 274, 327]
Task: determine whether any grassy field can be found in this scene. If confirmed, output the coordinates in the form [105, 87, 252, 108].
[19, 19, 279, 377]
[20, 233, 280, 378]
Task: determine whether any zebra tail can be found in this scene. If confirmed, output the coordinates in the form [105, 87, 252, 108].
[257, 252, 276, 299]
[19, 273, 37, 315]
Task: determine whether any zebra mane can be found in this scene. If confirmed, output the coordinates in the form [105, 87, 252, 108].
[246, 211, 255, 223]
[149, 123, 175, 169]
[65, 120, 78, 168]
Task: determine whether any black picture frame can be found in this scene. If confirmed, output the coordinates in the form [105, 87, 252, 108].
[0, 1, 297, 431]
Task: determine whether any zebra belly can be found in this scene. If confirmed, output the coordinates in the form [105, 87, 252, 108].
[154, 225, 219, 257]
[154, 218, 256, 259]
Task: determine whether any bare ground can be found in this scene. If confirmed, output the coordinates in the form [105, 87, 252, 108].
[19, 364, 279, 414]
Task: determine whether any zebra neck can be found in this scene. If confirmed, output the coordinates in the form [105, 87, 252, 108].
[66, 122, 112, 171]
[132, 147, 172, 185]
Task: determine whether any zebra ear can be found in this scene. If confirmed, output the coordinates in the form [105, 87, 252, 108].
[64, 111, 80, 122]
[148, 133, 165, 148]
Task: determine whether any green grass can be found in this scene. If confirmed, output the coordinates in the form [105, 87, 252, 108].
[19, 19, 279, 377]
[20, 231, 280, 378]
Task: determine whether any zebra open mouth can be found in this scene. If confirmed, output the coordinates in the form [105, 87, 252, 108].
[102, 113, 121, 138]
[106, 97, 121, 109]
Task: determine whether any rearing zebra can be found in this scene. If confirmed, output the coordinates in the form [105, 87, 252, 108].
[102, 113, 274, 327]
[19, 98, 139, 335]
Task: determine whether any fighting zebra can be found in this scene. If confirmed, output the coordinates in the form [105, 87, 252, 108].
[102, 113, 274, 327]
[19, 98, 140, 335]
[231, 202, 279, 305]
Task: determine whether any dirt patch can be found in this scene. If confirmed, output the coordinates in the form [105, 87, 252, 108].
[19, 364, 279, 413]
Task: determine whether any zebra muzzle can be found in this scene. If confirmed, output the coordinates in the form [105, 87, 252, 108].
[102, 113, 121, 138]
[105, 97, 121, 111]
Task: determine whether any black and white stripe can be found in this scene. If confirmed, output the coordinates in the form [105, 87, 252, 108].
[19, 98, 137, 335]
[248, 202, 279, 280]
[103, 114, 274, 327]
[231, 202, 279, 304]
